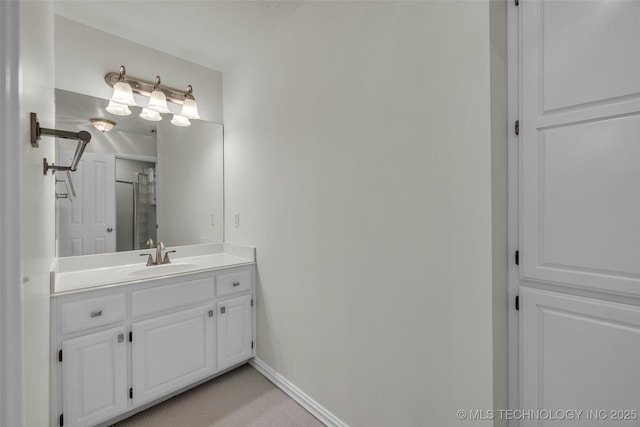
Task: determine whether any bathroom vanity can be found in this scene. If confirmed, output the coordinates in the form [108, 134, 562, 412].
[50, 244, 256, 427]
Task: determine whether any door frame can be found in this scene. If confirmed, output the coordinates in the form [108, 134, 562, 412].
[507, 0, 521, 424]
[0, 2, 25, 426]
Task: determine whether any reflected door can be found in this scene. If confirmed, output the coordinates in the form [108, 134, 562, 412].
[58, 152, 116, 256]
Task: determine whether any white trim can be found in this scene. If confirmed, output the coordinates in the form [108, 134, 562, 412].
[506, 0, 521, 426]
[0, 2, 25, 426]
[249, 358, 348, 427]
[114, 153, 158, 164]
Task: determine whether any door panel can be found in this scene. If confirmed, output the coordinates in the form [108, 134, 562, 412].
[62, 326, 127, 427]
[217, 294, 253, 371]
[520, 0, 640, 294]
[132, 305, 214, 406]
[521, 288, 640, 426]
[540, 0, 640, 111]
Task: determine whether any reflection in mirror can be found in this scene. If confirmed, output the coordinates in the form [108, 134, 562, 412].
[55, 89, 224, 257]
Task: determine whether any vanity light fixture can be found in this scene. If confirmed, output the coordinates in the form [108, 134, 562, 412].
[104, 65, 202, 127]
[140, 108, 162, 122]
[105, 100, 131, 116]
[90, 118, 116, 132]
[109, 65, 137, 106]
[170, 114, 191, 127]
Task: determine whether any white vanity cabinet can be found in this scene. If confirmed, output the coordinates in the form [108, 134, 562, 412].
[51, 264, 255, 427]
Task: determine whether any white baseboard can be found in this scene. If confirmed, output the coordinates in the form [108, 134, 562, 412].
[249, 358, 348, 427]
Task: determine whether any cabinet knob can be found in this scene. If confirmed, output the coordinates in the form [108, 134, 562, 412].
[118, 333, 124, 343]
[90, 310, 102, 318]
[233, 281, 240, 287]
[107, 227, 113, 233]
[220, 306, 226, 314]
[208, 309, 214, 318]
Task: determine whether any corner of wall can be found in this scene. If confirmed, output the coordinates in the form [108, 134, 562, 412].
[490, 0, 509, 425]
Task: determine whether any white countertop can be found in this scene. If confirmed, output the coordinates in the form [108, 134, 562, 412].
[52, 243, 255, 295]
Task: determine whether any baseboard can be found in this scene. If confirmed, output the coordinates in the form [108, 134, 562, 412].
[249, 358, 348, 427]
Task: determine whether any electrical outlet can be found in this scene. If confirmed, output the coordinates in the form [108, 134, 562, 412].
[234, 213, 240, 228]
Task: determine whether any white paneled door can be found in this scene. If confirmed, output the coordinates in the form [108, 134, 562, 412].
[518, 1, 640, 425]
[520, 0, 640, 295]
[58, 152, 116, 256]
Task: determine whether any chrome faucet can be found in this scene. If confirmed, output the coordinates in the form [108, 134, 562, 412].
[140, 241, 176, 266]
[156, 242, 164, 265]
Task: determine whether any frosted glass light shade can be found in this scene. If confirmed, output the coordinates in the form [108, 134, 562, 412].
[139, 108, 162, 121]
[171, 114, 191, 127]
[105, 100, 131, 116]
[110, 81, 137, 106]
[147, 90, 170, 113]
[180, 98, 200, 120]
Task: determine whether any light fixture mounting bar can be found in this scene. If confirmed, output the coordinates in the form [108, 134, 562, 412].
[105, 72, 190, 105]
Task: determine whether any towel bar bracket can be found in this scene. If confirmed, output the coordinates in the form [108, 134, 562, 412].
[31, 112, 91, 175]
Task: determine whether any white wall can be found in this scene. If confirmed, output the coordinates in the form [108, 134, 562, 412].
[0, 2, 24, 426]
[55, 16, 223, 123]
[224, 2, 496, 425]
[20, 2, 56, 426]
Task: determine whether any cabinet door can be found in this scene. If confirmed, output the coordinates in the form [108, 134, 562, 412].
[62, 326, 127, 427]
[132, 305, 214, 406]
[217, 294, 253, 371]
[521, 288, 640, 426]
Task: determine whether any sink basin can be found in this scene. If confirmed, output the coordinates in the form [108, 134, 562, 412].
[128, 263, 201, 278]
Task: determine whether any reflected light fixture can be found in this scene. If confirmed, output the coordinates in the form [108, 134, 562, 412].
[146, 76, 170, 113]
[105, 100, 131, 116]
[90, 118, 116, 132]
[180, 85, 200, 120]
[170, 114, 191, 127]
[109, 65, 137, 106]
[140, 108, 162, 122]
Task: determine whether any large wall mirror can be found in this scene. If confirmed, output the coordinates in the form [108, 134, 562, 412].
[55, 89, 224, 257]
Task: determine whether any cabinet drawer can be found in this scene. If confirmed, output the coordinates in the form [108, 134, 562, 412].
[61, 294, 126, 334]
[216, 269, 252, 297]
[132, 277, 214, 318]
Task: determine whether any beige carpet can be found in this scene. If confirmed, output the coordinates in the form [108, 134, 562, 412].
[110, 364, 325, 427]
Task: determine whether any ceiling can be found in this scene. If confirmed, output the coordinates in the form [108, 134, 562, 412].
[54, 1, 304, 72]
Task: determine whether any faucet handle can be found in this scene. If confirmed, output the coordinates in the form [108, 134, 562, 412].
[140, 253, 155, 266]
[162, 250, 176, 264]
